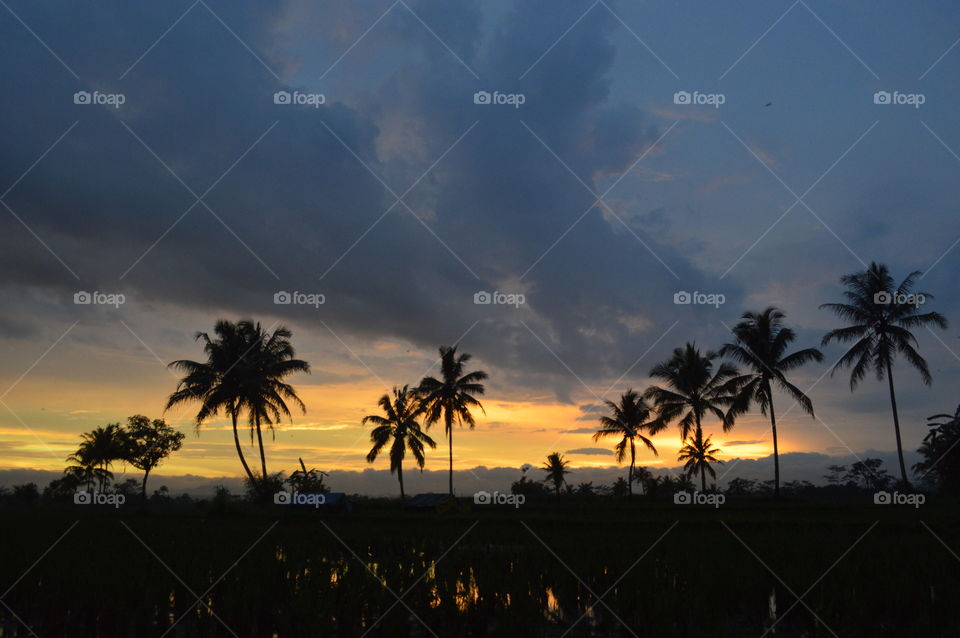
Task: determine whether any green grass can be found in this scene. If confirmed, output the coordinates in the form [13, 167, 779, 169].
[1, 498, 958, 637]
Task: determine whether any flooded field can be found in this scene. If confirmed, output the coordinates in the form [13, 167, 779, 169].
[1, 500, 957, 637]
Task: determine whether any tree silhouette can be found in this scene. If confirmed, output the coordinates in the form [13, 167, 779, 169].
[721, 307, 823, 498]
[914, 405, 960, 493]
[677, 430, 722, 492]
[593, 389, 659, 497]
[821, 262, 947, 487]
[124, 415, 185, 500]
[167, 320, 309, 488]
[365, 385, 437, 500]
[418, 346, 487, 495]
[645, 343, 743, 442]
[541, 452, 571, 496]
[66, 424, 127, 491]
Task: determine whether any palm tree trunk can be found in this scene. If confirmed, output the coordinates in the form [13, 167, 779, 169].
[885, 361, 909, 488]
[447, 414, 454, 496]
[628, 439, 635, 498]
[701, 468, 706, 492]
[398, 461, 405, 500]
[768, 388, 780, 499]
[255, 412, 268, 482]
[231, 410, 256, 486]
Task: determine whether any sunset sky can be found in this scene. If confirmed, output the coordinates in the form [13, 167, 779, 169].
[1, 0, 958, 488]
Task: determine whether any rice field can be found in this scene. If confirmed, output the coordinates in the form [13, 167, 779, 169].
[1, 498, 957, 637]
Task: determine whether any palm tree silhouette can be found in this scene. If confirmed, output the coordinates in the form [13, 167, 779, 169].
[678, 430, 722, 492]
[166, 320, 310, 487]
[418, 346, 487, 495]
[721, 307, 823, 498]
[365, 385, 437, 500]
[821, 262, 947, 487]
[645, 343, 743, 442]
[66, 424, 127, 491]
[541, 452, 570, 496]
[593, 389, 659, 497]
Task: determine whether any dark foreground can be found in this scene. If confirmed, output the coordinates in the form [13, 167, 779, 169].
[1, 498, 957, 637]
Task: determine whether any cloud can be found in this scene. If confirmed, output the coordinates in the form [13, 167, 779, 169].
[724, 439, 766, 446]
[565, 447, 613, 455]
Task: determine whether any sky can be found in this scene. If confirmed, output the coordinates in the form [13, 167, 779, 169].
[0, 0, 958, 493]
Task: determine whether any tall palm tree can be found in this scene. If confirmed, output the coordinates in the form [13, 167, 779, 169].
[645, 343, 743, 442]
[721, 308, 823, 498]
[418, 346, 487, 495]
[678, 430, 722, 492]
[166, 320, 310, 487]
[364, 385, 437, 500]
[541, 452, 571, 496]
[593, 389, 660, 497]
[66, 424, 127, 491]
[821, 262, 947, 487]
[238, 322, 311, 481]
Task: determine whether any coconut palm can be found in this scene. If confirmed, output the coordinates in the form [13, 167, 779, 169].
[365, 385, 437, 500]
[721, 308, 823, 498]
[418, 346, 488, 495]
[66, 424, 127, 491]
[820, 262, 947, 487]
[541, 452, 571, 496]
[593, 389, 660, 497]
[678, 430, 722, 492]
[645, 343, 744, 442]
[166, 320, 310, 487]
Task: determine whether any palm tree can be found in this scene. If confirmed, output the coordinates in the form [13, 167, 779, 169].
[821, 262, 947, 487]
[678, 430, 722, 492]
[541, 452, 571, 496]
[365, 385, 437, 500]
[645, 343, 743, 442]
[418, 346, 488, 495]
[166, 320, 310, 487]
[593, 389, 660, 497]
[66, 424, 127, 491]
[237, 322, 311, 481]
[721, 308, 823, 498]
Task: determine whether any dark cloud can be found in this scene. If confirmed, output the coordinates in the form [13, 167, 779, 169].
[565, 447, 613, 455]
